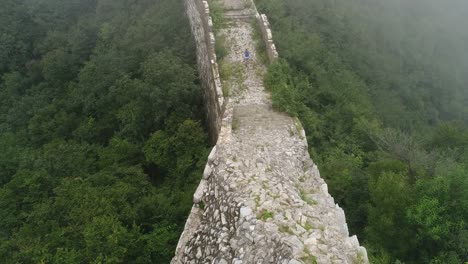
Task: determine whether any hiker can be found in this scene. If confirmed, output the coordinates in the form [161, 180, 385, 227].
[244, 49, 251, 63]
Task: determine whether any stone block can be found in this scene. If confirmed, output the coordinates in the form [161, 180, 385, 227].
[320, 183, 328, 194]
[193, 179, 207, 204]
[240, 207, 253, 218]
[203, 164, 213, 179]
[202, 1, 209, 15]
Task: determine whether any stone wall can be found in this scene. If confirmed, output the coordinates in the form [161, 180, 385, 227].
[185, 0, 225, 143]
[174, 0, 368, 263]
[252, 8, 279, 63]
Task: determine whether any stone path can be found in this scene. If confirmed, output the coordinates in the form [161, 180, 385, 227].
[171, 0, 368, 263]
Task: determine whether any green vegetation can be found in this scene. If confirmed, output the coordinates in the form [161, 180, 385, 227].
[251, 18, 268, 64]
[215, 34, 228, 61]
[219, 61, 245, 82]
[232, 116, 240, 131]
[255, 0, 468, 263]
[279, 225, 294, 235]
[219, 60, 247, 95]
[208, 0, 225, 33]
[0, 0, 208, 263]
[299, 189, 317, 206]
[209, 0, 227, 61]
[302, 222, 313, 231]
[300, 254, 317, 264]
[258, 210, 274, 221]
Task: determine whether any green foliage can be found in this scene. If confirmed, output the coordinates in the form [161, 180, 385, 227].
[258, 210, 274, 221]
[144, 119, 208, 185]
[256, 0, 468, 262]
[215, 34, 227, 61]
[0, 0, 208, 262]
[208, 0, 225, 32]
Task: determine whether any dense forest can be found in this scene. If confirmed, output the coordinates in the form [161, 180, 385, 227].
[1, 0, 468, 263]
[255, 0, 468, 263]
[0, 0, 209, 262]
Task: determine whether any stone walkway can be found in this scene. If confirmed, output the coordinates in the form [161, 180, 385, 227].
[171, 0, 368, 263]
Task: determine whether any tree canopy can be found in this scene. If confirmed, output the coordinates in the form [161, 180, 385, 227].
[256, 0, 468, 262]
[0, 0, 208, 262]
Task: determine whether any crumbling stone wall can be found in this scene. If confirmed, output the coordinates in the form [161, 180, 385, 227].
[253, 11, 279, 62]
[174, 0, 369, 263]
[185, 0, 225, 143]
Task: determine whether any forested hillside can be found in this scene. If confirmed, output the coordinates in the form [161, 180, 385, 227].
[0, 0, 208, 262]
[255, 0, 468, 263]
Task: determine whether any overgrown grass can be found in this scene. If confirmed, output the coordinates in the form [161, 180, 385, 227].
[208, 0, 227, 61]
[232, 116, 240, 130]
[208, 0, 225, 33]
[244, 0, 254, 9]
[258, 210, 274, 221]
[254, 194, 261, 208]
[215, 34, 227, 61]
[300, 188, 317, 206]
[219, 60, 244, 81]
[301, 249, 318, 264]
[219, 60, 247, 95]
[222, 81, 230, 97]
[303, 222, 314, 231]
[279, 225, 294, 235]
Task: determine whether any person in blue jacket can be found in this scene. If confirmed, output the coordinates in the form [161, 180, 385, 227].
[244, 49, 251, 63]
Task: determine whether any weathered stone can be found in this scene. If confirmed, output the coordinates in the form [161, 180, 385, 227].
[304, 237, 317, 247]
[196, 247, 202, 259]
[203, 165, 213, 179]
[221, 213, 227, 225]
[239, 207, 252, 218]
[170, 0, 368, 263]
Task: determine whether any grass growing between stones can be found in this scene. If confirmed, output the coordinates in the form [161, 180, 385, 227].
[219, 60, 247, 95]
[222, 81, 231, 97]
[355, 251, 366, 264]
[199, 201, 206, 210]
[215, 33, 228, 61]
[232, 115, 240, 130]
[301, 248, 318, 264]
[208, 0, 228, 62]
[255, 67, 265, 78]
[279, 225, 294, 235]
[294, 117, 305, 139]
[219, 61, 245, 82]
[261, 180, 269, 190]
[208, 0, 225, 33]
[258, 210, 274, 221]
[302, 222, 314, 231]
[254, 194, 261, 208]
[268, 190, 280, 199]
[288, 126, 296, 137]
[300, 188, 318, 206]
[243, 0, 254, 9]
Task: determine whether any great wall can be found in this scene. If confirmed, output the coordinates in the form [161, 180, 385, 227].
[171, 0, 369, 263]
